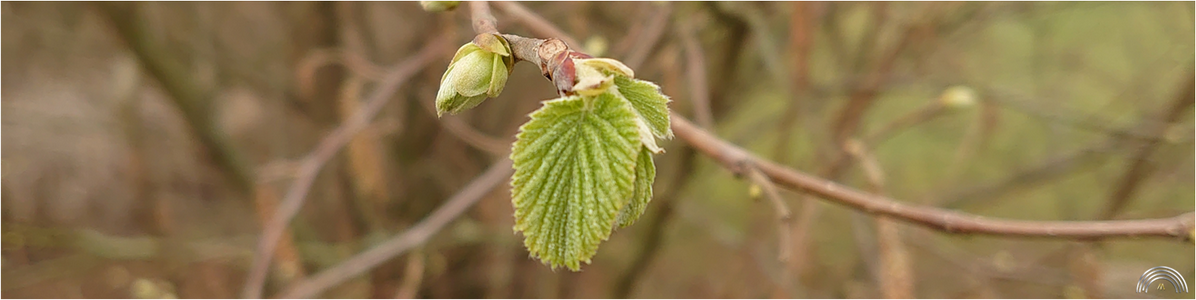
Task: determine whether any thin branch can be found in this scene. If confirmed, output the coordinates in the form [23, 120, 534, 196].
[492, 1, 581, 48]
[786, 12, 930, 287]
[622, 2, 671, 70]
[609, 3, 653, 59]
[677, 17, 714, 130]
[481, 0, 1195, 242]
[771, 1, 817, 165]
[470, 1, 499, 34]
[863, 101, 949, 146]
[903, 228, 1071, 286]
[97, 2, 255, 194]
[981, 85, 1180, 143]
[241, 38, 450, 299]
[844, 140, 913, 299]
[1099, 71, 1195, 219]
[671, 116, 1194, 240]
[276, 159, 513, 299]
[296, 48, 386, 100]
[716, 2, 787, 86]
[816, 100, 952, 186]
[936, 141, 1116, 209]
[938, 74, 1195, 211]
[393, 248, 426, 299]
[611, 40, 699, 297]
[249, 185, 307, 286]
[744, 165, 794, 297]
[100, 3, 311, 293]
[416, 89, 512, 155]
[611, 146, 695, 298]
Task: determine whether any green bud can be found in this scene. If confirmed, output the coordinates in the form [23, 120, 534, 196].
[420, 1, 460, 12]
[939, 85, 978, 110]
[436, 34, 514, 116]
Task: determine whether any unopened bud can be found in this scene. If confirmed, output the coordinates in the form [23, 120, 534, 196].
[939, 85, 977, 110]
[420, 1, 460, 12]
[435, 33, 514, 116]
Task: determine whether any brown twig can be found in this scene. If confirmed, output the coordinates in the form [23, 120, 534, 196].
[611, 146, 696, 298]
[249, 185, 307, 287]
[677, 17, 714, 130]
[492, 1, 581, 47]
[296, 48, 386, 100]
[844, 140, 913, 299]
[470, 1, 500, 34]
[744, 165, 794, 297]
[936, 140, 1117, 210]
[611, 43, 697, 298]
[816, 100, 952, 185]
[337, 76, 392, 234]
[1098, 71, 1195, 220]
[475, 0, 1196, 250]
[787, 15, 929, 285]
[276, 158, 513, 299]
[903, 228, 1072, 286]
[671, 116, 1194, 240]
[982, 85, 1179, 143]
[771, 1, 817, 165]
[472, 3, 1194, 290]
[829, 20, 922, 145]
[99, 3, 312, 294]
[241, 38, 450, 299]
[416, 89, 512, 155]
[850, 2, 889, 75]
[97, 2, 255, 195]
[786, 2, 814, 91]
[448, 8, 1194, 300]
[622, 2, 672, 70]
[937, 75, 1195, 210]
[393, 248, 426, 299]
[863, 101, 949, 146]
[1077, 70, 1195, 298]
[609, 3, 652, 58]
[716, 2, 787, 86]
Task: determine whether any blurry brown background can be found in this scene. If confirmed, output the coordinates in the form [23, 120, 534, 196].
[2, 1, 1193, 298]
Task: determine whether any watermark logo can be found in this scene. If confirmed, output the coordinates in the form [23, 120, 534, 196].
[1136, 266, 1188, 294]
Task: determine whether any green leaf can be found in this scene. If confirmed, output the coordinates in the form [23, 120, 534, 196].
[617, 146, 655, 228]
[613, 76, 673, 139]
[510, 92, 641, 271]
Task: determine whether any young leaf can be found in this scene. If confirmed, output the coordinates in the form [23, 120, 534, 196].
[613, 75, 673, 139]
[617, 146, 655, 228]
[510, 92, 641, 271]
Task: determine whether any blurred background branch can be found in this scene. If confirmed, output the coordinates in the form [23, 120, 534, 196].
[3, 2, 1193, 299]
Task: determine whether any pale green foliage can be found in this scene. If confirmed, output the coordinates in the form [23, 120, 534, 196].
[432, 50, 674, 270]
[435, 34, 513, 116]
[509, 76, 672, 270]
[510, 93, 642, 270]
[507, 56, 674, 271]
[613, 75, 673, 140]
[571, 58, 633, 96]
[617, 146, 655, 228]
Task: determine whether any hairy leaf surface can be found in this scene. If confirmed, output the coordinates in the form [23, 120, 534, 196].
[510, 92, 641, 271]
[617, 146, 655, 228]
[614, 75, 673, 139]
